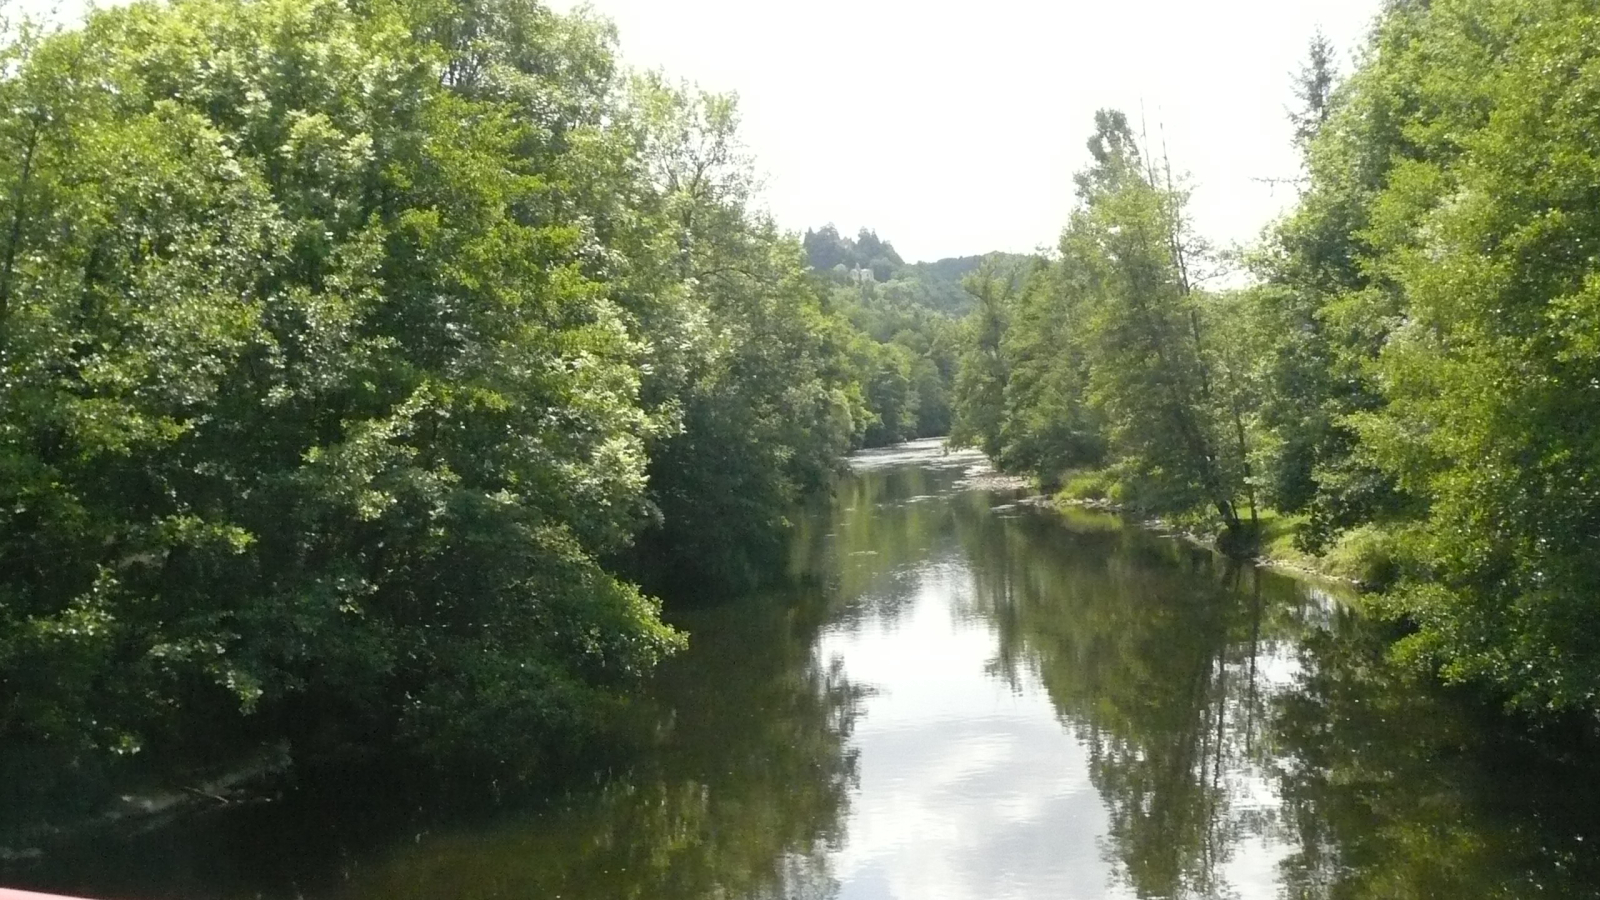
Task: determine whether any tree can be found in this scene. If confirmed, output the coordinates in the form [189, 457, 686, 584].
[1339, 0, 1600, 710]
[0, 0, 874, 770]
[994, 260, 1105, 482]
[1251, 0, 1600, 710]
[1289, 30, 1338, 153]
[949, 262, 1014, 458]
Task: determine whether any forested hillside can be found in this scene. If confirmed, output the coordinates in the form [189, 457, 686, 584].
[949, 0, 1600, 714]
[801, 224, 1026, 444]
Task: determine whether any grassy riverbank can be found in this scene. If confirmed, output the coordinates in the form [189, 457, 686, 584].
[1051, 471, 1397, 591]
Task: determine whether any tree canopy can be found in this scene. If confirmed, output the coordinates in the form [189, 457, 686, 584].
[0, 0, 887, 769]
[950, 0, 1600, 714]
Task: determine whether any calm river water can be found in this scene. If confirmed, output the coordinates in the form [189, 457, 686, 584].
[10, 438, 1600, 899]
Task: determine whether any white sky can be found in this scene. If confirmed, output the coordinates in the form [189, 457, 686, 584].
[552, 0, 1382, 264]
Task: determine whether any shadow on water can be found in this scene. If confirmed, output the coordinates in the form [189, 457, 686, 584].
[6, 439, 1600, 899]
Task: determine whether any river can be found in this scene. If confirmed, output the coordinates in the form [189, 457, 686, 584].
[8, 438, 1600, 899]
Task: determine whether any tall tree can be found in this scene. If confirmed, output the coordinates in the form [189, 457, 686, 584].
[949, 262, 1014, 459]
[1289, 30, 1338, 153]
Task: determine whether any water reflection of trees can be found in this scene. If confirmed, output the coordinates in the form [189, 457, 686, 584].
[955, 503, 1600, 900]
[1271, 609, 1600, 900]
[955, 504, 1288, 899]
[788, 462, 1001, 631]
[315, 589, 866, 900]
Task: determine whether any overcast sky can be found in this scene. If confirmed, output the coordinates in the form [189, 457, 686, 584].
[550, 0, 1382, 264]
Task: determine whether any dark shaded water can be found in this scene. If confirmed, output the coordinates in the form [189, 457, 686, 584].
[8, 438, 1600, 899]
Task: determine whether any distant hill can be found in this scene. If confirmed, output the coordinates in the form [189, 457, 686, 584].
[903, 254, 988, 283]
[897, 254, 1034, 315]
[798, 225, 1036, 447]
[801, 224, 1034, 317]
[802, 225, 905, 283]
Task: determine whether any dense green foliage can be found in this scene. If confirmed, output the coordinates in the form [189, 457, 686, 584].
[0, 0, 885, 766]
[1290, 0, 1600, 710]
[951, 0, 1600, 713]
[951, 111, 1260, 543]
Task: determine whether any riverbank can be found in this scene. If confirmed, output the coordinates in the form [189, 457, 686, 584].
[1042, 493, 1373, 592]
